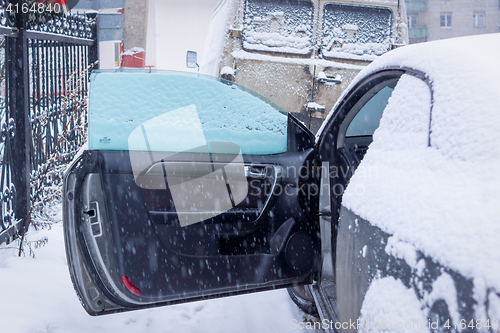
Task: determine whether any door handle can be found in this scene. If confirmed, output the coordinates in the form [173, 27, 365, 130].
[245, 169, 266, 179]
[84, 201, 102, 237]
[245, 166, 266, 179]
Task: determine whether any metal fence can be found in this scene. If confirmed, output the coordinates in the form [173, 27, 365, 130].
[0, 4, 98, 245]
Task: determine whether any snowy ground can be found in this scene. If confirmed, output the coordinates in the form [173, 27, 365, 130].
[0, 204, 319, 333]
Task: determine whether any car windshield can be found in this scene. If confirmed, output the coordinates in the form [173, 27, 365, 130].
[88, 70, 288, 155]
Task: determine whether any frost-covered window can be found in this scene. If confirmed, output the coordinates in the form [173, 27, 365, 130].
[321, 3, 393, 61]
[88, 71, 288, 155]
[473, 12, 486, 28]
[242, 0, 314, 55]
[440, 13, 452, 28]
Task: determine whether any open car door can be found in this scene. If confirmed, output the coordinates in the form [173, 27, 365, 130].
[63, 70, 321, 315]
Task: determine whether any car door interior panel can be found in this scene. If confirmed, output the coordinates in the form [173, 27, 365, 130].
[65, 148, 320, 314]
[63, 70, 321, 315]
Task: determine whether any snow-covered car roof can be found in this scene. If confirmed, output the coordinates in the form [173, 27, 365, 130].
[339, 33, 500, 291]
[318, 33, 500, 138]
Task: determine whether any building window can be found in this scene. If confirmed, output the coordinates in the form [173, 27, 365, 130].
[408, 14, 418, 28]
[473, 12, 486, 27]
[440, 13, 452, 28]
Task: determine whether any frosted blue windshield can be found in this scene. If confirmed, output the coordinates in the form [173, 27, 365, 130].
[88, 70, 288, 155]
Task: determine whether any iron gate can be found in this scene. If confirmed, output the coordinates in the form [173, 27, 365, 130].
[0, 2, 98, 246]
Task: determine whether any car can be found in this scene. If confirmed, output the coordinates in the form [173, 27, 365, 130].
[63, 33, 500, 332]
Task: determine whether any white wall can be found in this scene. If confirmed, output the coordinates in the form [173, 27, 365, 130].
[99, 41, 121, 69]
[146, 0, 221, 72]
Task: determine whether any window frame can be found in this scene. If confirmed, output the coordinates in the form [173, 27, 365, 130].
[408, 14, 418, 29]
[473, 11, 486, 28]
[440, 13, 452, 28]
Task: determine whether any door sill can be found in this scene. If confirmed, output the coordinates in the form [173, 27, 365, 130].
[307, 279, 339, 333]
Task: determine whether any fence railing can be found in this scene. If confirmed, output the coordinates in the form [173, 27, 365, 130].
[0, 2, 98, 246]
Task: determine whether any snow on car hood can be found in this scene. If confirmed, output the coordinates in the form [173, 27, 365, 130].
[340, 33, 500, 290]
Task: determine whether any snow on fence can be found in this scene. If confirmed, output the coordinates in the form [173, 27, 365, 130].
[0, 4, 98, 251]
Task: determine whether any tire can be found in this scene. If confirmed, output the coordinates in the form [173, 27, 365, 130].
[287, 285, 318, 316]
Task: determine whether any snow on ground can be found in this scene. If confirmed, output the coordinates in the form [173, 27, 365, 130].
[0, 204, 317, 333]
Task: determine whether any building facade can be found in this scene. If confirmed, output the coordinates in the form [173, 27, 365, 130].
[405, 0, 500, 44]
[72, 0, 125, 69]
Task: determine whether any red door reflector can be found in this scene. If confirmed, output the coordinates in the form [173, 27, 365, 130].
[121, 276, 141, 296]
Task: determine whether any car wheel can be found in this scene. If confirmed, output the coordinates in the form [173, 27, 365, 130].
[287, 285, 318, 316]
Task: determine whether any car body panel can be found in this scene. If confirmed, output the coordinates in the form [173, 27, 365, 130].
[315, 34, 500, 332]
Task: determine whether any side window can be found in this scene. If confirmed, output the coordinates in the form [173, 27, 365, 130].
[359, 74, 432, 151]
[242, 0, 314, 55]
[321, 3, 393, 61]
[88, 71, 289, 155]
[339, 73, 431, 172]
[346, 86, 394, 137]
[329, 73, 432, 205]
[336, 79, 398, 165]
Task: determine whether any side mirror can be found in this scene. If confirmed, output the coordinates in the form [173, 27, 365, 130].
[186, 51, 199, 70]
